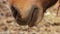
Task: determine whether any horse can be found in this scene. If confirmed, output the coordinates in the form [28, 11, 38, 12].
[8, 0, 58, 27]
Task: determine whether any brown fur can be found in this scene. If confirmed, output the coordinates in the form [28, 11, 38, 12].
[8, 0, 58, 27]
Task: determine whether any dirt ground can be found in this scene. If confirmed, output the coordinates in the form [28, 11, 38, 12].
[0, 0, 60, 34]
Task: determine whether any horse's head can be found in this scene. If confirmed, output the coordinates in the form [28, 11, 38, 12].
[8, 0, 58, 27]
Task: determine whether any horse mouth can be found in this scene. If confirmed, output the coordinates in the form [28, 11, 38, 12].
[11, 5, 39, 26]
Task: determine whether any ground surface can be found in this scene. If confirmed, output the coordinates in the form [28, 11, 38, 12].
[0, 0, 60, 34]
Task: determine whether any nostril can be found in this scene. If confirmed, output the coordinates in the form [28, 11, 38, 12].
[11, 5, 28, 25]
[28, 6, 39, 27]
[31, 6, 38, 20]
[11, 5, 19, 18]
